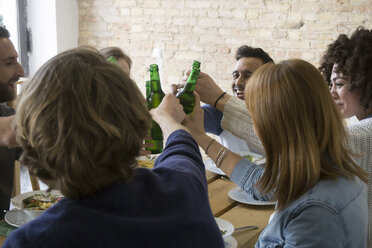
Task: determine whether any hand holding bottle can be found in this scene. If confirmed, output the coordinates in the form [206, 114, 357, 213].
[193, 72, 225, 106]
[176, 60, 201, 114]
[183, 92, 206, 140]
[150, 93, 188, 142]
[146, 64, 165, 154]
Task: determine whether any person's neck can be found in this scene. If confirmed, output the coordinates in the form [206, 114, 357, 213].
[364, 113, 372, 120]
[356, 107, 372, 120]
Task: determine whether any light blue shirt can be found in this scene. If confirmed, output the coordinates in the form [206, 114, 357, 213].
[231, 159, 368, 247]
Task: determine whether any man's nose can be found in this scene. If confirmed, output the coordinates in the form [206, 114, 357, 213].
[16, 62, 25, 77]
[236, 76, 245, 88]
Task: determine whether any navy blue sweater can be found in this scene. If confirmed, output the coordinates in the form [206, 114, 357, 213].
[203, 104, 223, 135]
[4, 130, 224, 248]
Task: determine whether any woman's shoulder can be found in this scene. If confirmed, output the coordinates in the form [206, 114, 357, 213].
[290, 177, 366, 214]
[347, 117, 372, 134]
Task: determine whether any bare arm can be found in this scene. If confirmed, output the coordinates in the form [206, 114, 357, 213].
[0, 116, 18, 147]
[182, 93, 242, 177]
[193, 71, 264, 154]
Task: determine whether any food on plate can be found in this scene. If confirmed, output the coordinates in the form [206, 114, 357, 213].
[137, 159, 155, 168]
[220, 229, 227, 235]
[23, 193, 63, 210]
[137, 156, 156, 168]
[243, 154, 264, 163]
[243, 154, 254, 161]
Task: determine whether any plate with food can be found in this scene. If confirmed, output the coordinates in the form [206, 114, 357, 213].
[137, 155, 158, 169]
[4, 209, 33, 227]
[215, 217, 234, 239]
[228, 187, 276, 206]
[11, 190, 64, 219]
[204, 152, 266, 176]
[224, 236, 238, 248]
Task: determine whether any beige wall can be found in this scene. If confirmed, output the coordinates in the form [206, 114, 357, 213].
[78, 0, 372, 95]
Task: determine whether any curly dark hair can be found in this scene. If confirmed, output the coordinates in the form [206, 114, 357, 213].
[319, 27, 372, 110]
[235, 45, 274, 63]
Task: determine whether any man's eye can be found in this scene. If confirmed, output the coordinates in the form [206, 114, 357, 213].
[232, 74, 239, 79]
[241, 73, 252, 80]
[4, 59, 16, 66]
[244, 74, 251, 80]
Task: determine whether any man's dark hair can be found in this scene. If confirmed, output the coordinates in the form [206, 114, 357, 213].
[235, 45, 274, 63]
[0, 26, 10, 39]
[319, 26, 372, 110]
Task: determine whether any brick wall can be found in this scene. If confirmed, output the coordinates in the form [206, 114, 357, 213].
[78, 0, 372, 95]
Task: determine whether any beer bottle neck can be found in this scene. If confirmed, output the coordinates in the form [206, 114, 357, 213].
[145, 81, 151, 99]
[183, 68, 199, 92]
[151, 80, 163, 92]
[149, 64, 161, 87]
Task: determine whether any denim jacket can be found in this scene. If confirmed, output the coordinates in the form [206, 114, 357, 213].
[231, 159, 368, 247]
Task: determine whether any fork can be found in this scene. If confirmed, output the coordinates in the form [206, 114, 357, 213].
[234, 225, 258, 231]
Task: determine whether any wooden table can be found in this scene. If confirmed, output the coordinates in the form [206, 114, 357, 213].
[0, 170, 275, 247]
[0, 232, 5, 246]
[206, 170, 275, 247]
[0, 220, 6, 247]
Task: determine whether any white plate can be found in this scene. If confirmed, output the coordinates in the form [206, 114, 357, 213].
[228, 187, 276, 206]
[204, 152, 266, 176]
[215, 217, 234, 238]
[224, 236, 238, 248]
[11, 189, 63, 220]
[5, 209, 33, 227]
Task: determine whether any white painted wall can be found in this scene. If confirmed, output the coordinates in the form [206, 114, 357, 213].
[1, 0, 19, 53]
[27, 0, 78, 76]
[27, 0, 57, 76]
[55, 0, 78, 53]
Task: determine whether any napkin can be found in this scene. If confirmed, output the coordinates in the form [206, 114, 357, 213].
[0, 221, 16, 236]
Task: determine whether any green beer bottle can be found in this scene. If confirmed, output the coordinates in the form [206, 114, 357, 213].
[107, 56, 117, 64]
[146, 64, 165, 154]
[145, 80, 151, 104]
[176, 60, 201, 114]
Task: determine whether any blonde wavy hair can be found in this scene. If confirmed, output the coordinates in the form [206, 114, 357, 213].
[14, 47, 151, 199]
[245, 59, 369, 211]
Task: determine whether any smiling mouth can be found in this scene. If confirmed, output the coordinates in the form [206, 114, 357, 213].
[234, 88, 244, 100]
[8, 82, 16, 89]
[8, 78, 19, 86]
[234, 92, 244, 100]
